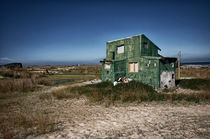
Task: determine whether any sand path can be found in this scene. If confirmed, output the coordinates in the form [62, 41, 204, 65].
[24, 81, 210, 139]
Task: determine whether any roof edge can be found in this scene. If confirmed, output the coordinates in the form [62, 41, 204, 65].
[107, 34, 143, 43]
[107, 34, 161, 51]
[141, 34, 161, 51]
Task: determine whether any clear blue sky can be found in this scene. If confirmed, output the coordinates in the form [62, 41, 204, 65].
[0, 0, 210, 65]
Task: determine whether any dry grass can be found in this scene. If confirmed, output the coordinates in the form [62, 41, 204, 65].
[52, 88, 80, 100]
[1, 65, 210, 138]
[0, 110, 56, 139]
[39, 93, 53, 101]
[0, 69, 39, 79]
[59, 65, 101, 78]
[0, 91, 57, 139]
[179, 66, 210, 79]
[0, 68, 55, 138]
[0, 79, 34, 93]
[0, 68, 51, 93]
[52, 81, 210, 104]
[0, 78, 51, 93]
[35, 98, 210, 139]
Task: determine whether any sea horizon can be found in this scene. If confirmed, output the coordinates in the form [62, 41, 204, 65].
[1, 61, 210, 66]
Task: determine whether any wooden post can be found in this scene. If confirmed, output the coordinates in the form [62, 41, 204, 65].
[178, 51, 181, 79]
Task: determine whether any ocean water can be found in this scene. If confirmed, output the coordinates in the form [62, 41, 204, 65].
[182, 62, 210, 66]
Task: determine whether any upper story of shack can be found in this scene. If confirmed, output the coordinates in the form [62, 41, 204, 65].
[106, 34, 161, 61]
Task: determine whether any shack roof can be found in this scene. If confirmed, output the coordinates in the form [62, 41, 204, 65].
[142, 34, 161, 51]
[141, 56, 162, 60]
[100, 59, 113, 63]
[107, 34, 161, 51]
[107, 34, 141, 43]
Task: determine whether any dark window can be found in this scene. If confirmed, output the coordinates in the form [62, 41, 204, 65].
[172, 74, 174, 79]
[143, 42, 148, 48]
[112, 52, 115, 60]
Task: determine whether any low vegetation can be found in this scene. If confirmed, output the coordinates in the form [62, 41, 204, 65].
[62, 65, 101, 76]
[179, 79, 210, 90]
[0, 65, 209, 138]
[179, 66, 210, 79]
[0, 78, 51, 93]
[0, 108, 57, 139]
[0, 69, 51, 93]
[0, 90, 56, 139]
[0, 69, 56, 138]
[0, 65, 101, 91]
[52, 81, 210, 104]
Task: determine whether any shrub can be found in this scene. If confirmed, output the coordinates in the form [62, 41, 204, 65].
[0, 69, 34, 79]
[179, 79, 210, 90]
[37, 78, 51, 86]
[39, 93, 52, 101]
[52, 80, 210, 104]
[53, 81, 164, 103]
[0, 77, 51, 93]
[52, 88, 79, 99]
[90, 81, 113, 88]
[0, 79, 35, 93]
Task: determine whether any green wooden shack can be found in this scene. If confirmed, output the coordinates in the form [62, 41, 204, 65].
[100, 34, 177, 88]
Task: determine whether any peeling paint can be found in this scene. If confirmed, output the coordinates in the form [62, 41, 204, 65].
[160, 71, 175, 88]
[101, 34, 177, 88]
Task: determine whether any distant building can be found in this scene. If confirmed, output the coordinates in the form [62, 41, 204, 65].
[100, 34, 177, 88]
[0, 63, 22, 69]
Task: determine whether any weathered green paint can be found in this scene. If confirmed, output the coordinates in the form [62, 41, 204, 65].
[101, 34, 177, 88]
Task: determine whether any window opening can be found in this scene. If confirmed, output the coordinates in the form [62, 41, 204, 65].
[104, 64, 111, 69]
[129, 62, 138, 72]
[117, 45, 124, 54]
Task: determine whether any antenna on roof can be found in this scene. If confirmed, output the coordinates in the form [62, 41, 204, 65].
[177, 51, 181, 79]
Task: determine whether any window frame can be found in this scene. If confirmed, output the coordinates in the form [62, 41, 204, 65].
[117, 45, 124, 54]
[104, 64, 111, 69]
[129, 62, 138, 72]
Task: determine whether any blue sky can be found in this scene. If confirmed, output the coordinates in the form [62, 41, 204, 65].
[0, 0, 210, 65]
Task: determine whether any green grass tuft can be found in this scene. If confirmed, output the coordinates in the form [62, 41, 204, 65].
[52, 80, 210, 104]
[179, 79, 210, 90]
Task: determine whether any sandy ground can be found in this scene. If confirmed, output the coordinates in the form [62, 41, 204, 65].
[30, 99, 210, 139]
[45, 79, 102, 93]
[22, 81, 210, 139]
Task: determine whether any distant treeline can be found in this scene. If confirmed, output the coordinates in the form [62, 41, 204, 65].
[0, 63, 22, 69]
